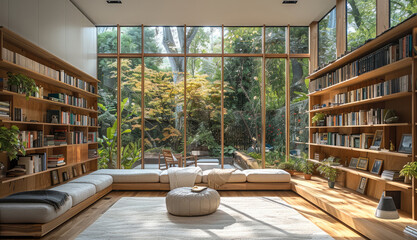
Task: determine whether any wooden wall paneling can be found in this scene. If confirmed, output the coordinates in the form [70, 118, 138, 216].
[336, 0, 347, 57]
[376, 0, 390, 35]
[309, 21, 318, 74]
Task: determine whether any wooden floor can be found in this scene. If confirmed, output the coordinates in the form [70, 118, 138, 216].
[2, 190, 365, 240]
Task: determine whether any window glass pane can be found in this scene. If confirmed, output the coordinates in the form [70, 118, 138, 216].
[144, 27, 184, 53]
[144, 57, 184, 166]
[186, 57, 222, 159]
[97, 27, 117, 54]
[265, 27, 286, 54]
[97, 58, 118, 169]
[265, 58, 286, 168]
[390, 0, 417, 27]
[347, 0, 376, 51]
[289, 58, 309, 162]
[318, 8, 337, 67]
[120, 58, 142, 169]
[224, 57, 262, 166]
[187, 27, 222, 53]
[290, 27, 309, 54]
[120, 27, 142, 53]
[224, 27, 262, 54]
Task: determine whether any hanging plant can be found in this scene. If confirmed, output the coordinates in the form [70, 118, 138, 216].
[0, 125, 26, 161]
[7, 72, 38, 99]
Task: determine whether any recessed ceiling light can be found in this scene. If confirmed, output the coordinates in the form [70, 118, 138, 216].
[107, 0, 122, 4]
[282, 0, 298, 4]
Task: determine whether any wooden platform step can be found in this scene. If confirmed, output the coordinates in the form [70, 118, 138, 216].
[291, 175, 416, 240]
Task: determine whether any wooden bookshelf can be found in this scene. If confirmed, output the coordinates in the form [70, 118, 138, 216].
[307, 16, 417, 220]
[0, 27, 99, 198]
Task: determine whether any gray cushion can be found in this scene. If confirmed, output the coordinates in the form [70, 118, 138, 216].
[90, 169, 161, 183]
[202, 170, 247, 183]
[160, 168, 203, 184]
[70, 174, 113, 192]
[243, 169, 291, 183]
[0, 196, 72, 223]
[166, 187, 220, 216]
[51, 183, 96, 206]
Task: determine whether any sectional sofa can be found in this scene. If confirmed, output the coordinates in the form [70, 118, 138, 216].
[0, 168, 291, 237]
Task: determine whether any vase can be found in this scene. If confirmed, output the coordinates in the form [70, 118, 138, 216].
[404, 177, 411, 184]
[304, 174, 312, 180]
[328, 181, 335, 188]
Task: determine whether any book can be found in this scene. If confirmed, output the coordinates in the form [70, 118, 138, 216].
[191, 186, 207, 192]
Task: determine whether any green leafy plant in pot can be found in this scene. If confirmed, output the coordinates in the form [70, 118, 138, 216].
[277, 161, 295, 175]
[0, 125, 26, 161]
[400, 162, 417, 184]
[7, 72, 38, 100]
[311, 113, 326, 126]
[300, 160, 316, 180]
[317, 161, 338, 188]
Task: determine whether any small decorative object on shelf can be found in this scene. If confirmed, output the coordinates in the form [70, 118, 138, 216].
[81, 163, 87, 174]
[356, 177, 368, 194]
[399, 162, 417, 184]
[6, 72, 38, 100]
[389, 140, 395, 152]
[62, 171, 69, 181]
[348, 157, 359, 169]
[51, 170, 59, 185]
[311, 113, 325, 126]
[72, 166, 78, 177]
[383, 109, 399, 124]
[357, 157, 369, 171]
[398, 134, 412, 154]
[375, 192, 399, 219]
[370, 159, 383, 175]
[370, 130, 383, 150]
[317, 160, 339, 188]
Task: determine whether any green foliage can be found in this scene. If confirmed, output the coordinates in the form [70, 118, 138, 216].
[7, 72, 38, 99]
[277, 161, 295, 171]
[347, 0, 377, 51]
[312, 113, 326, 124]
[300, 160, 316, 175]
[0, 125, 25, 160]
[121, 140, 141, 169]
[317, 161, 339, 182]
[390, 0, 417, 27]
[400, 162, 417, 179]
[187, 123, 219, 153]
[248, 152, 261, 160]
[224, 146, 236, 156]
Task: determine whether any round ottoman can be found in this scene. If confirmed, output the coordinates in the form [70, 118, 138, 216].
[166, 187, 220, 216]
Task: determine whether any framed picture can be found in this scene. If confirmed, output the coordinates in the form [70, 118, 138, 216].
[370, 130, 383, 150]
[352, 135, 361, 148]
[356, 177, 368, 194]
[370, 159, 383, 175]
[357, 157, 369, 170]
[72, 166, 78, 177]
[81, 163, 86, 174]
[62, 171, 69, 181]
[51, 170, 59, 185]
[398, 134, 412, 154]
[348, 158, 359, 169]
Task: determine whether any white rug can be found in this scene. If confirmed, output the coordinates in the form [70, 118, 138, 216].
[76, 197, 333, 240]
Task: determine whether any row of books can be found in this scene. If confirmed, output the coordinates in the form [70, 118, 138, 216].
[381, 170, 403, 181]
[19, 130, 43, 148]
[312, 132, 375, 149]
[67, 131, 86, 144]
[324, 108, 389, 126]
[88, 132, 98, 143]
[15, 153, 47, 175]
[309, 34, 413, 93]
[2, 48, 96, 94]
[332, 75, 410, 105]
[48, 154, 66, 168]
[47, 109, 97, 126]
[0, 100, 10, 120]
[48, 93, 88, 109]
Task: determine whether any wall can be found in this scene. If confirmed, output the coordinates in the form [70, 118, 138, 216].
[0, 0, 97, 77]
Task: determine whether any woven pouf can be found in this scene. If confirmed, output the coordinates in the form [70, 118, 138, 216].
[166, 187, 220, 216]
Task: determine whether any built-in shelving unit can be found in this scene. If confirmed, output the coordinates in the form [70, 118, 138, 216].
[307, 16, 417, 219]
[0, 27, 99, 198]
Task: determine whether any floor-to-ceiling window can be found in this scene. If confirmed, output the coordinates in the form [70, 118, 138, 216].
[390, 0, 417, 27]
[346, 0, 376, 51]
[318, 8, 336, 67]
[97, 25, 309, 169]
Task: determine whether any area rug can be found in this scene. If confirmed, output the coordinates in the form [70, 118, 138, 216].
[76, 197, 333, 239]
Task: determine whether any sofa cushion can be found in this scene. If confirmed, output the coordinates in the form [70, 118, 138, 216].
[70, 174, 113, 192]
[90, 169, 161, 183]
[202, 170, 247, 183]
[0, 196, 72, 223]
[243, 169, 291, 183]
[160, 168, 203, 184]
[51, 183, 96, 206]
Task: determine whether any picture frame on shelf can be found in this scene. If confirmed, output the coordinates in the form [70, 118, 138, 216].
[51, 170, 59, 185]
[356, 177, 368, 194]
[81, 163, 86, 174]
[398, 134, 412, 154]
[62, 171, 69, 181]
[72, 166, 78, 177]
[357, 157, 368, 170]
[370, 130, 383, 150]
[370, 159, 383, 175]
[352, 135, 361, 148]
[348, 158, 359, 169]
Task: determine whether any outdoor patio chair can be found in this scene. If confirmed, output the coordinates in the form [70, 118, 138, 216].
[159, 150, 198, 169]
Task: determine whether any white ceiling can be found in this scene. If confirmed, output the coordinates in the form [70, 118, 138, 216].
[71, 0, 336, 26]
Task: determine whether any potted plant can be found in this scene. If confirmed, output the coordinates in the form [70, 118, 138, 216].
[7, 72, 38, 99]
[317, 161, 338, 188]
[277, 161, 295, 175]
[311, 113, 326, 126]
[0, 125, 26, 161]
[400, 162, 417, 184]
[300, 160, 316, 180]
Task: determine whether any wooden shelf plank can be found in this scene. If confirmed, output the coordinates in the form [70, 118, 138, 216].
[307, 159, 411, 189]
[0, 60, 99, 98]
[308, 123, 411, 129]
[1, 120, 98, 128]
[307, 143, 412, 157]
[306, 15, 417, 80]
[1, 157, 99, 184]
[0, 90, 98, 113]
[308, 91, 412, 113]
[308, 57, 413, 96]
